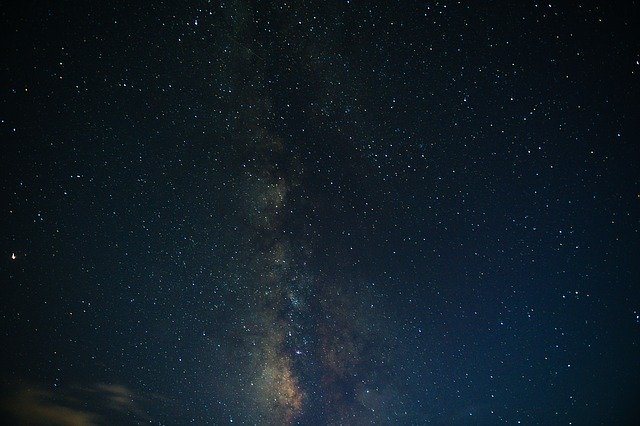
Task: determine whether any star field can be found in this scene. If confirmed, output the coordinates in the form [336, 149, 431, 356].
[1, 1, 639, 424]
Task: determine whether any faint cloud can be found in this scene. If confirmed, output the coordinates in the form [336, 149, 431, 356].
[1, 386, 99, 426]
[1, 382, 161, 425]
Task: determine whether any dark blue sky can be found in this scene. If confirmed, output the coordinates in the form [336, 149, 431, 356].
[2, 1, 639, 424]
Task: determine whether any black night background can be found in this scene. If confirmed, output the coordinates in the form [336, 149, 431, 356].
[1, 1, 639, 424]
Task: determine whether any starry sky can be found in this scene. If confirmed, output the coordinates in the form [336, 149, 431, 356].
[1, 1, 639, 425]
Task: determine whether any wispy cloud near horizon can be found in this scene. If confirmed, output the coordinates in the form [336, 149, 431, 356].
[1, 381, 166, 425]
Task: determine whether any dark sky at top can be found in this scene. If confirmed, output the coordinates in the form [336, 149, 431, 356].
[1, 1, 639, 425]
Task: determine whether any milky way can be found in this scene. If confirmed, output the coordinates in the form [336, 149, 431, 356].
[212, 35, 399, 421]
[182, 7, 409, 422]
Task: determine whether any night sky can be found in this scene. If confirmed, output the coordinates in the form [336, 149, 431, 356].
[2, 1, 639, 425]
